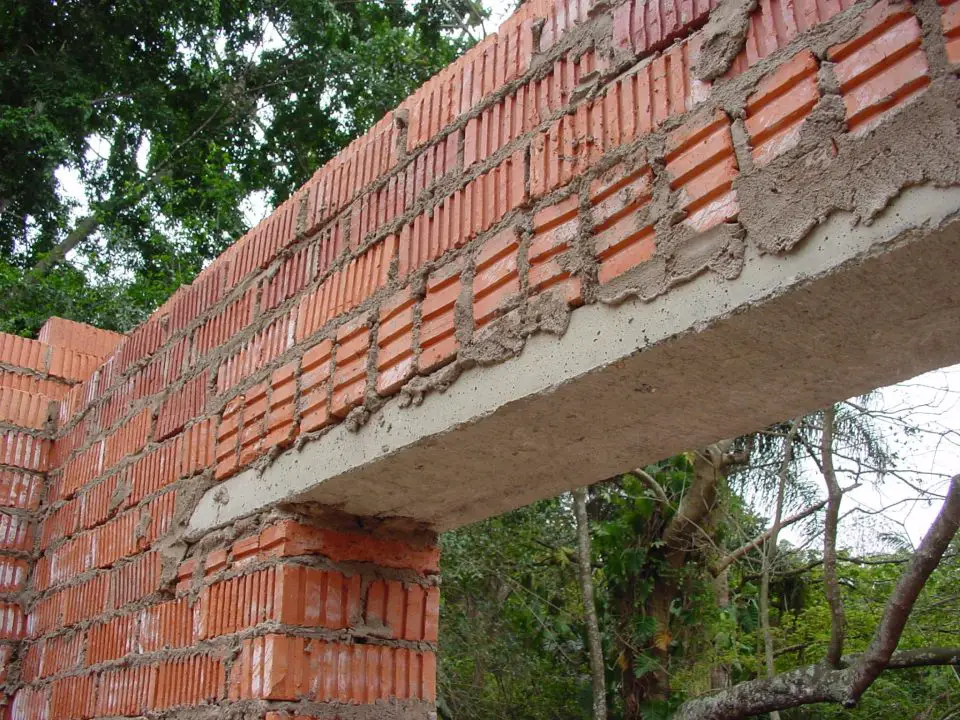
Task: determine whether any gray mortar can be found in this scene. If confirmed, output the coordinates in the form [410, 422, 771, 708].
[693, 0, 759, 81]
[737, 76, 960, 254]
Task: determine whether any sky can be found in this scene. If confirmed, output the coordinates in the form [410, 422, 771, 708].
[53, 0, 959, 553]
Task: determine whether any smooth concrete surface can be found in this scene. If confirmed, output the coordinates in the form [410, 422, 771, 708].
[189, 185, 960, 535]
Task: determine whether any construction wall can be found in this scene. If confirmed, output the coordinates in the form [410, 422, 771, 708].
[2, 0, 960, 714]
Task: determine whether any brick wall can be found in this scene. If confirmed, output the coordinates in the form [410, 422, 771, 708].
[8, 0, 960, 714]
[0, 318, 119, 714]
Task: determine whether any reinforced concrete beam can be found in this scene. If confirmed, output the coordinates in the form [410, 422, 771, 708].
[190, 185, 960, 534]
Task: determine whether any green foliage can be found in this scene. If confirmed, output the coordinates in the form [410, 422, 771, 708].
[1, 0, 475, 336]
[439, 498, 591, 719]
[439, 449, 960, 719]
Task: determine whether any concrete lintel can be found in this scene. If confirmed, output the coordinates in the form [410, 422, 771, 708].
[189, 185, 960, 536]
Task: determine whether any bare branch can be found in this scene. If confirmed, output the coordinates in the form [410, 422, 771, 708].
[711, 498, 829, 576]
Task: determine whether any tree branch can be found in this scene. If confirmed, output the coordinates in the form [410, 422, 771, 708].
[632, 467, 670, 506]
[676, 474, 960, 720]
[711, 498, 829, 577]
[663, 444, 730, 558]
[675, 647, 960, 720]
[848, 473, 960, 702]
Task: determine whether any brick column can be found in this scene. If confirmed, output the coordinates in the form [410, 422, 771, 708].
[166, 514, 439, 718]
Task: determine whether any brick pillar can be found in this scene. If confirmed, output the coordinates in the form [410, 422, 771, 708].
[172, 514, 440, 718]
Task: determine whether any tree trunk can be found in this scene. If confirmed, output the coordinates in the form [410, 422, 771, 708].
[759, 419, 799, 720]
[574, 487, 607, 720]
[711, 569, 732, 690]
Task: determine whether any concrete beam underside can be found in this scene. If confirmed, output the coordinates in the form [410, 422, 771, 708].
[190, 185, 960, 535]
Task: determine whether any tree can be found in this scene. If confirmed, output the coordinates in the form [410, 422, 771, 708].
[574, 486, 608, 720]
[675, 473, 960, 719]
[438, 380, 960, 720]
[1, 0, 481, 336]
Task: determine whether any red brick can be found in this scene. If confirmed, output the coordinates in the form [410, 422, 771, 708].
[943, 0, 960, 64]
[164, 336, 188, 384]
[0, 370, 68, 399]
[128, 435, 180, 503]
[48, 346, 101, 383]
[0, 642, 17, 683]
[88, 612, 137, 664]
[11, 686, 50, 720]
[103, 407, 151, 470]
[42, 630, 84, 676]
[215, 396, 242, 480]
[0, 557, 27, 592]
[265, 361, 298, 449]
[0, 429, 49, 473]
[110, 551, 161, 609]
[300, 340, 333, 433]
[41, 498, 80, 549]
[196, 565, 276, 639]
[156, 374, 206, 441]
[0, 602, 25, 640]
[529, 200, 583, 305]
[828, 3, 930, 135]
[398, 201, 459, 278]
[665, 111, 740, 232]
[589, 164, 657, 283]
[0, 470, 40, 510]
[0, 511, 33, 553]
[262, 243, 317, 313]
[182, 418, 214, 477]
[745, 51, 820, 165]
[155, 653, 225, 709]
[141, 489, 176, 545]
[96, 664, 157, 716]
[217, 312, 295, 394]
[59, 441, 102, 499]
[139, 597, 195, 652]
[473, 228, 521, 327]
[194, 288, 255, 359]
[259, 519, 440, 574]
[89, 510, 139, 570]
[50, 674, 96, 720]
[238, 381, 268, 467]
[78, 473, 119, 530]
[61, 574, 109, 627]
[725, 0, 854, 77]
[204, 548, 229, 578]
[418, 262, 461, 373]
[332, 319, 370, 418]
[175, 557, 198, 595]
[0, 332, 47, 373]
[366, 580, 439, 642]
[376, 288, 416, 396]
[0, 387, 49, 429]
[230, 634, 436, 702]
